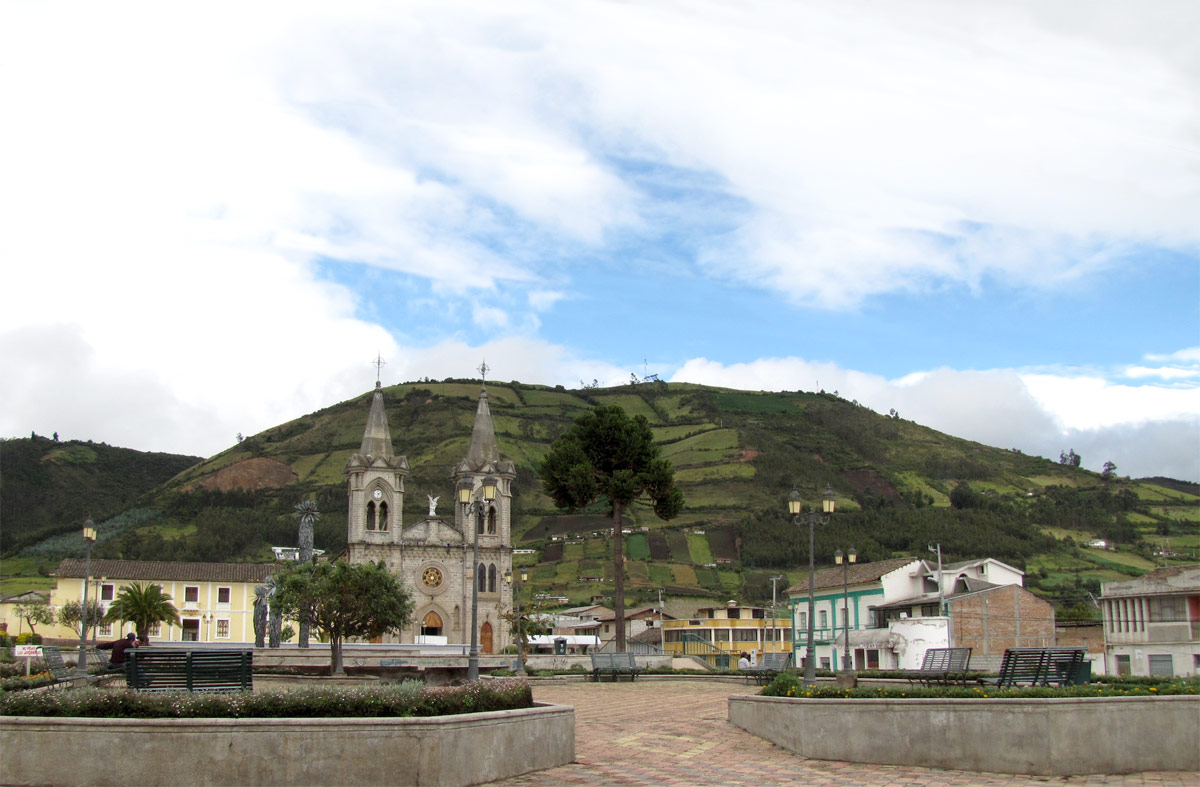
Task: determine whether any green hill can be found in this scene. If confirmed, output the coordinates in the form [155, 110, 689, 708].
[4, 382, 1197, 614]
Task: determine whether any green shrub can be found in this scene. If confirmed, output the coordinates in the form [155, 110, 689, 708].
[761, 673, 1199, 699]
[0, 678, 534, 718]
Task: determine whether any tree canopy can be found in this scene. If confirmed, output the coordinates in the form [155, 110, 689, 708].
[272, 560, 414, 674]
[538, 405, 683, 649]
[102, 582, 181, 642]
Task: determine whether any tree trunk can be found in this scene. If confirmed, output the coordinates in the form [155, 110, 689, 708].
[331, 636, 344, 675]
[613, 500, 625, 652]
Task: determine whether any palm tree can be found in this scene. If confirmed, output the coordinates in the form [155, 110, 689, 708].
[102, 582, 181, 643]
[294, 499, 319, 648]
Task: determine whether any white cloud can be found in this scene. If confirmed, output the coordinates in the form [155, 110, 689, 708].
[1123, 366, 1199, 381]
[670, 356, 1200, 481]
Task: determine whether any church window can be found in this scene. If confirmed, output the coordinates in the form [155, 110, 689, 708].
[488, 564, 497, 593]
[477, 564, 487, 593]
[366, 501, 376, 531]
[422, 567, 444, 588]
[486, 506, 497, 534]
[378, 501, 389, 532]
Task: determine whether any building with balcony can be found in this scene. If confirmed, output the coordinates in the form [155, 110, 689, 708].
[1100, 564, 1200, 677]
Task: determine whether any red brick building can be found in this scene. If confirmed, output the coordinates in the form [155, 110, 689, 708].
[946, 584, 1056, 671]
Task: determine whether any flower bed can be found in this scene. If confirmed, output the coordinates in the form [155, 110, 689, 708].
[731, 676, 1200, 776]
[1, 680, 575, 787]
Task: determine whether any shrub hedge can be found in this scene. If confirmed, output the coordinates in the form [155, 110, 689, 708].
[0, 678, 534, 718]
[761, 672, 1199, 699]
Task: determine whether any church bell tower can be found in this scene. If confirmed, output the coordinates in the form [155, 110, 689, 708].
[345, 380, 409, 560]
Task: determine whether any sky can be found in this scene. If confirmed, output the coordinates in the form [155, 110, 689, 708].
[2, 1, 1198, 481]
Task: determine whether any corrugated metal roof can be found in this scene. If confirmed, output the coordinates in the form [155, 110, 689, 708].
[53, 559, 277, 583]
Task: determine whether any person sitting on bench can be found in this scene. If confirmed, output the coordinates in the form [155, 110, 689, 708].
[97, 633, 138, 669]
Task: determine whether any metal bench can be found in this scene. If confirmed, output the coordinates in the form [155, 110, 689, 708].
[905, 647, 972, 686]
[980, 647, 1086, 688]
[125, 649, 253, 692]
[590, 651, 640, 682]
[742, 652, 793, 685]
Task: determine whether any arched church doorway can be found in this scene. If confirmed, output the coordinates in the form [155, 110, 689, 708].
[481, 622, 493, 654]
[421, 611, 443, 637]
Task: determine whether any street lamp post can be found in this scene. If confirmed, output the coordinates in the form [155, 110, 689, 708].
[504, 567, 528, 675]
[788, 485, 836, 685]
[458, 474, 498, 682]
[770, 575, 785, 657]
[76, 518, 97, 677]
[834, 547, 856, 673]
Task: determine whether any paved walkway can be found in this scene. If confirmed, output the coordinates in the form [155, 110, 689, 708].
[494, 679, 1199, 787]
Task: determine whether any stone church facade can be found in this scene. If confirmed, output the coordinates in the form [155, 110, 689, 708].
[344, 381, 516, 652]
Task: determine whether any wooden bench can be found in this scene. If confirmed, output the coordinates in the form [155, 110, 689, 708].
[981, 647, 1086, 688]
[125, 649, 253, 692]
[742, 652, 793, 685]
[590, 651, 640, 682]
[905, 647, 972, 686]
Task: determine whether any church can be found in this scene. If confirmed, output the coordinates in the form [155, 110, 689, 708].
[343, 379, 516, 653]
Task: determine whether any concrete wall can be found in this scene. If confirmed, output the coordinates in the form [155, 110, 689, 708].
[1, 704, 574, 787]
[728, 694, 1200, 777]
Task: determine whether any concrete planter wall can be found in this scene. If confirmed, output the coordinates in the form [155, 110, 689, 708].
[729, 694, 1199, 776]
[1, 703, 574, 787]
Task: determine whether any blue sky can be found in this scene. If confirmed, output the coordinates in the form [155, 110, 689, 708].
[2, 1, 1198, 480]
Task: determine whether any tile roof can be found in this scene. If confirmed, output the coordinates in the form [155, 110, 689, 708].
[53, 559, 278, 584]
[787, 557, 918, 595]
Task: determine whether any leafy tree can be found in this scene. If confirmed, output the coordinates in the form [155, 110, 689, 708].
[57, 599, 104, 640]
[102, 582, 182, 643]
[272, 560, 414, 675]
[1102, 460, 1117, 483]
[949, 482, 980, 510]
[14, 599, 55, 636]
[538, 405, 684, 650]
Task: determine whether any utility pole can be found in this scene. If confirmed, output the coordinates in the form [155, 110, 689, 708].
[770, 575, 785, 658]
[657, 589, 665, 652]
[928, 542, 945, 616]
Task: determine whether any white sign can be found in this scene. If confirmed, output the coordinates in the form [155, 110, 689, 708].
[14, 645, 42, 658]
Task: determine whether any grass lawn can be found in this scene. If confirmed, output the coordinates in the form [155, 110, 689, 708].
[1083, 549, 1156, 571]
[564, 542, 585, 560]
[671, 564, 699, 586]
[590, 393, 661, 423]
[675, 464, 755, 483]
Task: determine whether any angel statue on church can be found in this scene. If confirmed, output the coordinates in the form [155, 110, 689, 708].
[427, 494, 439, 517]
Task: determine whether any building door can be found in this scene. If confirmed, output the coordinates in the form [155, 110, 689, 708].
[1115, 654, 1131, 675]
[421, 611, 443, 637]
[481, 622, 493, 654]
[1148, 654, 1174, 677]
[181, 619, 200, 642]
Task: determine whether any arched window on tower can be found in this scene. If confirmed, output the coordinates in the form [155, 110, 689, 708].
[486, 506, 497, 535]
[488, 563, 497, 593]
[366, 501, 376, 531]
[477, 563, 487, 593]
[378, 502, 389, 532]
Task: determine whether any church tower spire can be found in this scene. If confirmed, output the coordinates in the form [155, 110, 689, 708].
[345, 375, 408, 552]
[465, 387, 499, 470]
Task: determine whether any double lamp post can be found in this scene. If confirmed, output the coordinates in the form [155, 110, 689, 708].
[787, 485, 836, 685]
[457, 474, 498, 682]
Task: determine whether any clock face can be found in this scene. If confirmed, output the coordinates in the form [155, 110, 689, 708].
[373, 489, 382, 500]
[422, 567, 443, 588]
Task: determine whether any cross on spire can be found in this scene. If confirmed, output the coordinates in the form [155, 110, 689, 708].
[373, 354, 387, 383]
[477, 360, 490, 385]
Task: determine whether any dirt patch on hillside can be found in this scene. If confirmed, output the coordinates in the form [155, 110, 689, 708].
[736, 449, 760, 462]
[841, 468, 903, 504]
[186, 457, 297, 492]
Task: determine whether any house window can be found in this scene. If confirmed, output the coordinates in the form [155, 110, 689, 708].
[727, 608, 740, 619]
[99, 621, 113, 636]
[921, 603, 940, 617]
[148, 622, 161, 636]
[733, 629, 758, 642]
[184, 586, 199, 604]
[798, 612, 807, 629]
[818, 610, 828, 629]
[217, 587, 231, 606]
[1148, 654, 1174, 677]
[1148, 597, 1186, 622]
[1115, 655, 1131, 676]
[216, 619, 230, 638]
[100, 584, 114, 601]
[866, 649, 879, 669]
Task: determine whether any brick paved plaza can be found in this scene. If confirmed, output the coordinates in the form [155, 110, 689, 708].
[495, 679, 1199, 787]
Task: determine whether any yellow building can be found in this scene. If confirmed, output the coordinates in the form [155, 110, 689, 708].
[662, 601, 791, 667]
[46, 559, 277, 644]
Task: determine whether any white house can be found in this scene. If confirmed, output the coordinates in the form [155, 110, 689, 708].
[1100, 564, 1199, 677]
